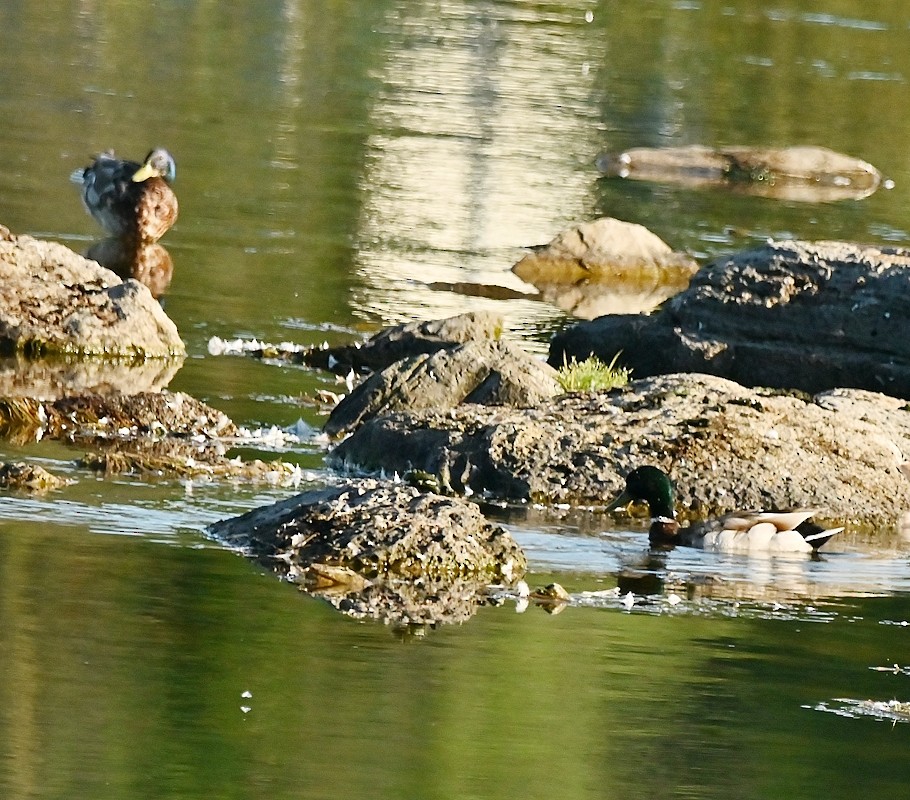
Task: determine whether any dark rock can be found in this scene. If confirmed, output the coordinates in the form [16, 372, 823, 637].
[0, 225, 184, 358]
[550, 240, 910, 398]
[596, 145, 881, 202]
[308, 311, 504, 374]
[324, 338, 561, 437]
[330, 372, 910, 530]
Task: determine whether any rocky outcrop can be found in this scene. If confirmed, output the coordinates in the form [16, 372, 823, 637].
[512, 217, 698, 318]
[596, 145, 881, 202]
[330, 372, 910, 530]
[550, 240, 910, 399]
[208, 480, 527, 626]
[0, 225, 184, 358]
[325, 338, 561, 437]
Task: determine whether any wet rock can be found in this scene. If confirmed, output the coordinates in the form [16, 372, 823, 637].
[324, 338, 561, 437]
[0, 461, 69, 492]
[596, 145, 881, 202]
[330, 372, 910, 530]
[209, 479, 527, 582]
[513, 217, 698, 318]
[309, 311, 504, 374]
[0, 225, 184, 358]
[550, 240, 910, 399]
[209, 480, 526, 625]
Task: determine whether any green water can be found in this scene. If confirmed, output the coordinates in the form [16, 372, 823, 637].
[2, 1, 910, 797]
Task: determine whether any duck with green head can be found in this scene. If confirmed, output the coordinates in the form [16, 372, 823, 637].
[71, 148, 178, 245]
[606, 465, 842, 553]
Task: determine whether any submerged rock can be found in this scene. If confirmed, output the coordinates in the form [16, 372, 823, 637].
[324, 338, 561, 437]
[330, 372, 910, 530]
[512, 217, 698, 318]
[0, 461, 69, 492]
[0, 225, 184, 358]
[596, 145, 881, 202]
[208, 480, 527, 626]
[550, 240, 910, 399]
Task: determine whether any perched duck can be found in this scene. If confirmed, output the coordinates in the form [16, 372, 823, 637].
[70, 148, 178, 244]
[606, 465, 843, 553]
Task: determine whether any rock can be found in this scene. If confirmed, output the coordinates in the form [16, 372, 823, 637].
[512, 217, 698, 317]
[0, 461, 69, 492]
[596, 145, 881, 202]
[550, 240, 910, 399]
[330, 372, 910, 530]
[0, 225, 184, 358]
[324, 338, 562, 437]
[308, 311, 504, 374]
[208, 479, 527, 594]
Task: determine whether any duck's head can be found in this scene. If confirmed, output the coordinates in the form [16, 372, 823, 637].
[606, 465, 677, 520]
[132, 148, 176, 183]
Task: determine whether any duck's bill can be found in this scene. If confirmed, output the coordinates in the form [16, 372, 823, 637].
[605, 488, 632, 512]
[131, 163, 157, 182]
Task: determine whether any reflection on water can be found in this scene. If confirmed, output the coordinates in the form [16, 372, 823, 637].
[85, 238, 174, 298]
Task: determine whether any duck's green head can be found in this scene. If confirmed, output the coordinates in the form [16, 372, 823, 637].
[606, 465, 676, 520]
[132, 148, 176, 183]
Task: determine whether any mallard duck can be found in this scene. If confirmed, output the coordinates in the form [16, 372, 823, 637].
[70, 148, 178, 244]
[606, 465, 843, 553]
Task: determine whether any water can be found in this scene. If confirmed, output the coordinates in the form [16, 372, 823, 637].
[2, 1, 910, 797]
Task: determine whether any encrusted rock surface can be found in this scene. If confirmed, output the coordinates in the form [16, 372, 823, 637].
[209, 480, 527, 582]
[330, 372, 910, 530]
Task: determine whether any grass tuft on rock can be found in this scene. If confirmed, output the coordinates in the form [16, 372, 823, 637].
[557, 354, 629, 393]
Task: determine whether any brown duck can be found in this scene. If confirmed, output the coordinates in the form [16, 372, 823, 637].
[71, 148, 178, 245]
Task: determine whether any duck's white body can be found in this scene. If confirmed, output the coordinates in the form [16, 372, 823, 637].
[697, 511, 843, 554]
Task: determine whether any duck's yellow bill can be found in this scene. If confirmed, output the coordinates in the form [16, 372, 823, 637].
[131, 163, 157, 182]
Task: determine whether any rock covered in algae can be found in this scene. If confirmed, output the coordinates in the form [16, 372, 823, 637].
[208, 479, 527, 583]
[0, 224, 184, 358]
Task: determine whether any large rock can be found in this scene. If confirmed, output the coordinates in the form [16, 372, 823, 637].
[550, 240, 910, 398]
[0, 225, 184, 358]
[330, 372, 910, 530]
[324, 338, 561, 437]
[512, 217, 698, 317]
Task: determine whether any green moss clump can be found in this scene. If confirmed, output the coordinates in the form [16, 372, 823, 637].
[557, 354, 630, 393]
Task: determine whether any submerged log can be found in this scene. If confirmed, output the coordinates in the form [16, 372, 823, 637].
[596, 145, 882, 202]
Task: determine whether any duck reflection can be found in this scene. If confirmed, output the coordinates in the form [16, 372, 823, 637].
[85, 237, 174, 298]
